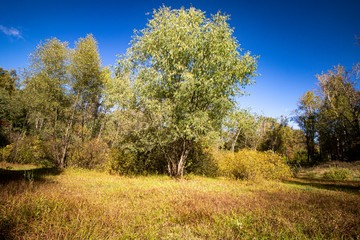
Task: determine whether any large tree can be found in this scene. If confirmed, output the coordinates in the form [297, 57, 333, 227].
[110, 6, 258, 177]
[23, 35, 107, 168]
[23, 38, 71, 168]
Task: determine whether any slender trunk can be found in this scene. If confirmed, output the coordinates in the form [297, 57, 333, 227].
[58, 95, 79, 169]
[231, 128, 241, 153]
[177, 149, 189, 177]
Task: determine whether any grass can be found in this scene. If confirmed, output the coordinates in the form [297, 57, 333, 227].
[1, 164, 360, 239]
[297, 160, 360, 181]
[0, 161, 39, 170]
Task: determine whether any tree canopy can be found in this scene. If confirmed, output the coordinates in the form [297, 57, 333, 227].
[107, 6, 258, 177]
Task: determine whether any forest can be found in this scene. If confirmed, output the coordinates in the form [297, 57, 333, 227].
[0, 6, 360, 239]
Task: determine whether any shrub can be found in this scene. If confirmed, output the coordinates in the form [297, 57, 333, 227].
[108, 146, 167, 175]
[107, 147, 138, 175]
[0, 136, 50, 166]
[68, 138, 110, 170]
[322, 167, 351, 180]
[0, 144, 13, 162]
[186, 144, 219, 177]
[214, 149, 291, 181]
[292, 149, 308, 164]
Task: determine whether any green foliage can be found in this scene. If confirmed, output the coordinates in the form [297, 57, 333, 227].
[294, 90, 320, 162]
[108, 145, 171, 175]
[0, 144, 13, 162]
[291, 149, 308, 164]
[224, 108, 260, 152]
[109, 6, 258, 177]
[322, 167, 351, 180]
[0, 68, 16, 96]
[68, 138, 110, 170]
[295, 64, 360, 162]
[20, 35, 108, 168]
[107, 148, 138, 175]
[185, 144, 219, 177]
[0, 137, 52, 166]
[214, 149, 291, 181]
[0, 68, 22, 146]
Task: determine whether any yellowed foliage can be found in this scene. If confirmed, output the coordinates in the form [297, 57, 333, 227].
[213, 149, 292, 181]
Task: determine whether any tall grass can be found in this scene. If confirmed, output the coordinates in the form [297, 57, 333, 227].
[0, 168, 359, 239]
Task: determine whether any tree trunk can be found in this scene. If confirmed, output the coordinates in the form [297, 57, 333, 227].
[58, 95, 79, 168]
[165, 139, 191, 178]
[231, 128, 241, 153]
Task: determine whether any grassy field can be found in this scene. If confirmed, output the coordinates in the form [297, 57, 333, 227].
[1, 163, 359, 239]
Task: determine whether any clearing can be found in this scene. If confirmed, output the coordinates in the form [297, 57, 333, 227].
[0, 164, 359, 239]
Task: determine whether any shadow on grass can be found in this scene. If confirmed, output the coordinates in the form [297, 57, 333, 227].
[0, 167, 63, 184]
[285, 177, 360, 194]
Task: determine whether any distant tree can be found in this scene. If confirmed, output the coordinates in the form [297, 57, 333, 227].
[224, 108, 260, 152]
[70, 34, 105, 140]
[295, 64, 360, 162]
[0, 68, 17, 145]
[316, 65, 360, 160]
[110, 6, 258, 177]
[0, 68, 17, 95]
[294, 90, 319, 162]
[22, 35, 108, 168]
[0, 68, 27, 146]
[23, 38, 71, 167]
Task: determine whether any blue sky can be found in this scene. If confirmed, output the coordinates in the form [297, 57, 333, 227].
[1, 0, 360, 123]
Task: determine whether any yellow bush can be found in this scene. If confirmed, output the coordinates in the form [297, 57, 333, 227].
[0, 144, 13, 162]
[214, 149, 291, 181]
[0, 137, 48, 165]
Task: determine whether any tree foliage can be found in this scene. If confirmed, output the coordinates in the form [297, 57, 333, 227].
[14, 35, 108, 168]
[295, 64, 360, 162]
[108, 6, 258, 177]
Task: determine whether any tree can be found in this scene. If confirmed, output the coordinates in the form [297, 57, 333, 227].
[316, 65, 360, 160]
[224, 108, 260, 152]
[0, 68, 27, 146]
[0, 68, 17, 145]
[22, 35, 108, 168]
[294, 64, 360, 162]
[70, 34, 104, 140]
[111, 6, 258, 177]
[294, 90, 319, 162]
[23, 38, 71, 168]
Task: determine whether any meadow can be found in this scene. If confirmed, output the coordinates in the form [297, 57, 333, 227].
[0, 162, 359, 239]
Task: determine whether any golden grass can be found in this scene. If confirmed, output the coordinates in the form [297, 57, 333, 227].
[298, 160, 360, 180]
[0, 161, 39, 170]
[1, 167, 359, 239]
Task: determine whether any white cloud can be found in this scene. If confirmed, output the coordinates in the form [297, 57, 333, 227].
[0, 25, 22, 38]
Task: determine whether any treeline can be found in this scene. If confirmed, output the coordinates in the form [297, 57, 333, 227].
[294, 65, 360, 162]
[1, 6, 356, 178]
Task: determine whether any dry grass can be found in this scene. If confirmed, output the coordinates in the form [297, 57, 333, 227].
[1, 165, 359, 239]
[298, 160, 360, 180]
[0, 162, 38, 170]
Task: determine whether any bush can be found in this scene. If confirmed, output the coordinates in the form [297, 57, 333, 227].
[292, 149, 308, 164]
[186, 144, 219, 177]
[214, 149, 291, 181]
[0, 144, 13, 162]
[322, 167, 351, 180]
[108, 148, 138, 175]
[68, 138, 110, 170]
[0, 136, 50, 166]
